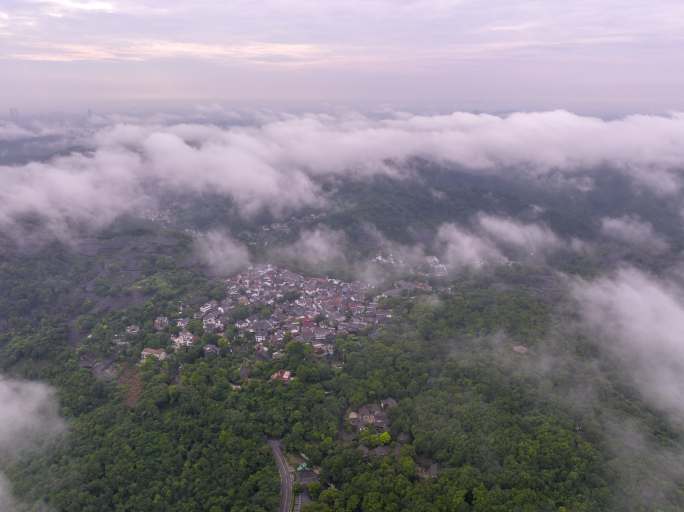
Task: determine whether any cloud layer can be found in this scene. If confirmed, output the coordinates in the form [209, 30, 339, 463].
[435, 223, 506, 270]
[275, 226, 348, 268]
[0, 377, 65, 510]
[600, 215, 670, 253]
[194, 231, 250, 276]
[436, 214, 575, 270]
[477, 214, 564, 256]
[572, 268, 684, 424]
[3, 110, 684, 240]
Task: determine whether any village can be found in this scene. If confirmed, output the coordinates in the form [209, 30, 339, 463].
[139, 264, 399, 366]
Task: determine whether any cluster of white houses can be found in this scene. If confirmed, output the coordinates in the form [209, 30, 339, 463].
[220, 265, 393, 355]
[139, 265, 396, 363]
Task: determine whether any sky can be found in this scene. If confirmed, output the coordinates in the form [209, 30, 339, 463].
[1, 0, 684, 114]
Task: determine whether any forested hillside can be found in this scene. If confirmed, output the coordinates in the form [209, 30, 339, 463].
[2, 236, 682, 511]
[2, 128, 684, 512]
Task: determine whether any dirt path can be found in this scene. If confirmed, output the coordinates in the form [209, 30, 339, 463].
[118, 366, 143, 407]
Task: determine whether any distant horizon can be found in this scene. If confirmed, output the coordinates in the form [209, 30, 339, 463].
[3, 102, 684, 121]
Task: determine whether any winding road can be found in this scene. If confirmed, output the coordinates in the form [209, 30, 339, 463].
[269, 439, 295, 512]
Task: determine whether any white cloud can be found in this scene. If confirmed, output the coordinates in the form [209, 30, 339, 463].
[436, 223, 506, 270]
[0, 122, 36, 141]
[193, 231, 250, 276]
[0, 119, 79, 141]
[0, 474, 17, 512]
[0, 378, 64, 453]
[10, 40, 328, 63]
[35, 0, 116, 16]
[485, 22, 541, 32]
[2, 111, 684, 240]
[278, 226, 348, 267]
[434, 213, 579, 271]
[477, 214, 564, 255]
[601, 215, 669, 253]
[572, 268, 684, 424]
[0, 377, 65, 510]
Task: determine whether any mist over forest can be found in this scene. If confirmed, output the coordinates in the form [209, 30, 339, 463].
[4, 0, 684, 508]
[1, 107, 684, 511]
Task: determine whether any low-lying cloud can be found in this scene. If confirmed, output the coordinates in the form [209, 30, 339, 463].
[0, 377, 65, 511]
[275, 226, 348, 268]
[193, 231, 250, 276]
[477, 214, 564, 255]
[600, 215, 670, 253]
[435, 214, 576, 271]
[435, 223, 506, 270]
[572, 267, 684, 424]
[3, 110, 684, 240]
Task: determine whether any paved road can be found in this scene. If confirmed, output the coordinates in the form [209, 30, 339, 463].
[268, 439, 294, 512]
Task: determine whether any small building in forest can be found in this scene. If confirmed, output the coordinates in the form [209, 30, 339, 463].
[154, 316, 169, 331]
[203, 344, 220, 357]
[270, 369, 293, 383]
[141, 348, 167, 362]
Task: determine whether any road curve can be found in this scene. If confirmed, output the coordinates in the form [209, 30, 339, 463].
[268, 439, 294, 512]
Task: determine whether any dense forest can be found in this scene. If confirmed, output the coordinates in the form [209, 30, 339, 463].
[1, 223, 683, 512]
[1, 163, 684, 512]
